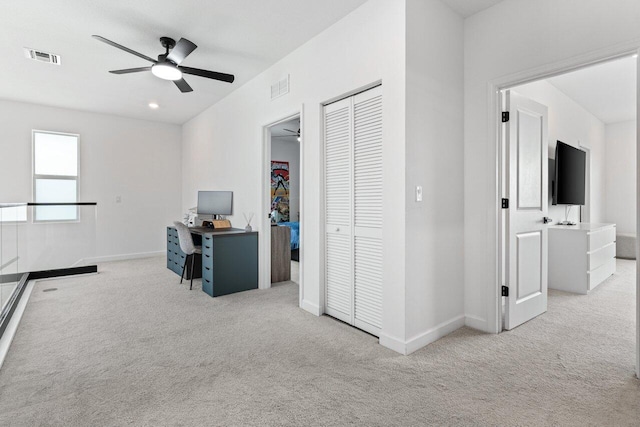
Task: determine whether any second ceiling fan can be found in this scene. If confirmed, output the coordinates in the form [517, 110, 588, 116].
[93, 35, 235, 93]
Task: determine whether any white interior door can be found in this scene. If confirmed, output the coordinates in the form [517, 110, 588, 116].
[324, 85, 383, 336]
[324, 97, 353, 324]
[504, 90, 549, 330]
[352, 86, 383, 336]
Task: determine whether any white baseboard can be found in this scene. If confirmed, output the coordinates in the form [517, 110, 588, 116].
[405, 315, 465, 354]
[81, 251, 165, 264]
[0, 280, 36, 371]
[379, 315, 466, 355]
[465, 314, 488, 332]
[301, 299, 322, 316]
[379, 332, 408, 354]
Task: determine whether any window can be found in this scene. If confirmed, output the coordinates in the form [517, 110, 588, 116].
[33, 131, 79, 221]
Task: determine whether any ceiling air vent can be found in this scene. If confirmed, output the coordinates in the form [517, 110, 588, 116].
[271, 75, 289, 100]
[23, 48, 61, 65]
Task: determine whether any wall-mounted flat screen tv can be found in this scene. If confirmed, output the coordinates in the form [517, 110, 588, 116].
[197, 191, 233, 215]
[552, 141, 586, 206]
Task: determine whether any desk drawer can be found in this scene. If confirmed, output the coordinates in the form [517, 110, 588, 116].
[589, 227, 616, 251]
[202, 265, 213, 283]
[202, 242, 213, 256]
[170, 260, 183, 275]
[202, 277, 214, 295]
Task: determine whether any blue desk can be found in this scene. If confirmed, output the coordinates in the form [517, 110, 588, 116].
[167, 227, 258, 297]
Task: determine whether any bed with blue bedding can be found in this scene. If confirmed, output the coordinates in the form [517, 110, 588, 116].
[278, 221, 299, 261]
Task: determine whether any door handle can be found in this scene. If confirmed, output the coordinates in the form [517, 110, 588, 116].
[543, 217, 553, 224]
[335, 227, 340, 232]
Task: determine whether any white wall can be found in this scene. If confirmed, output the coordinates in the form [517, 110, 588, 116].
[464, 0, 640, 334]
[271, 139, 300, 222]
[513, 80, 606, 225]
[605, 120, 637, 234]
[182, 0, 409, 346]
[0, 99, 182, 262]
[403, 0, 465, 351]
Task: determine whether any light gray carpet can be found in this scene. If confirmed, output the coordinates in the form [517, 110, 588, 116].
[0, 257, 638, 426]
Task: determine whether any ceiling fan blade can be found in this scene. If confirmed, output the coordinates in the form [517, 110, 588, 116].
[109, 67, 152, 74]
[283, 129, 298, 134]
[180, 66, 235, 83]
[92, 35, 157, 64]
[167, 38, 197, 65]
[174, 78, 193, 93]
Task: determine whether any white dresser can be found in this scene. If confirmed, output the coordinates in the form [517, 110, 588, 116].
[548, 223, 616, 294]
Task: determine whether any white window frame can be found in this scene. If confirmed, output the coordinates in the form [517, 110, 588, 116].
[32, 130, 80, 223]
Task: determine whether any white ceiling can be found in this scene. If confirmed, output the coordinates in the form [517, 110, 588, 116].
[547, 56, 637, 124]
[0, 0, 367, 124]
[440, 0, 504, 18]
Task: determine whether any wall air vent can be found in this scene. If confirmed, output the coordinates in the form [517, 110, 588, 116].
[271, 74, 289, 100]
[23, 48, 61, 65]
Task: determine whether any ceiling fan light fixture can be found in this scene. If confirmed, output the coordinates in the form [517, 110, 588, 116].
[151, 63, 182, 81]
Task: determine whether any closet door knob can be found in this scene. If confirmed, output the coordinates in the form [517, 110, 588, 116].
[335, 227, 340, 232]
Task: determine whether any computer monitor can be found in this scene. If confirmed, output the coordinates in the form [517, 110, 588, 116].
[197, 191, 233, 216]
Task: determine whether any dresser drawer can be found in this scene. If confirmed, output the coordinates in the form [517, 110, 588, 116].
[588, 257, 616, 290]
[588, 242, 616, 271]
[588, 227, 616, 251]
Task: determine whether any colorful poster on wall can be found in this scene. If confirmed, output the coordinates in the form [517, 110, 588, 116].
[271, 160, 290, 222]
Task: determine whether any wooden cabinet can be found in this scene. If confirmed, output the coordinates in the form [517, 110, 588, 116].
[548, 223, 616, 294]
[271, 225, 291, 283]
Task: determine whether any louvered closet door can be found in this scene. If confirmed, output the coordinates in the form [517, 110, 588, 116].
[324, 97, 353, 324]
[324, 85, 383, 337]
[352, 86, 383, 336]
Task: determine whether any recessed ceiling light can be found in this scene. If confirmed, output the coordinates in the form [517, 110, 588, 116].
[149, 102, 159, 109]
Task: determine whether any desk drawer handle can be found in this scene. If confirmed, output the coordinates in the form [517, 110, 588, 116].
[205, 254, 210, 258]
[205, 245, 211, 249]
[205, 267, 210, 271]
[205, 279, 211, 284]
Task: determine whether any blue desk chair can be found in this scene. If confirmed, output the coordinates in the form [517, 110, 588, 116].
[173, 222, 202, 290]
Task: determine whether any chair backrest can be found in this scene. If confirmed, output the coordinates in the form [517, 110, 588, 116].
[173, 222, 196, 255]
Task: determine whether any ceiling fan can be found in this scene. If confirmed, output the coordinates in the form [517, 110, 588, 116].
[273, 128, 301, 141]
[92, 35, 235, 93]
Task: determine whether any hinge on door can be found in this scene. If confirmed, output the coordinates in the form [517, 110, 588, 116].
[502, 111, 510, 122]
[501, 285, 509, 297]
[501, 198, 509, 209]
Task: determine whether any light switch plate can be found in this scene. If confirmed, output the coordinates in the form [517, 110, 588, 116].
[416, 185, 423, 202]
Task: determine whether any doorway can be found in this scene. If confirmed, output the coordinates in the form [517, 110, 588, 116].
[261, 113, 303, 304]
[497, 54, 637, 370]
